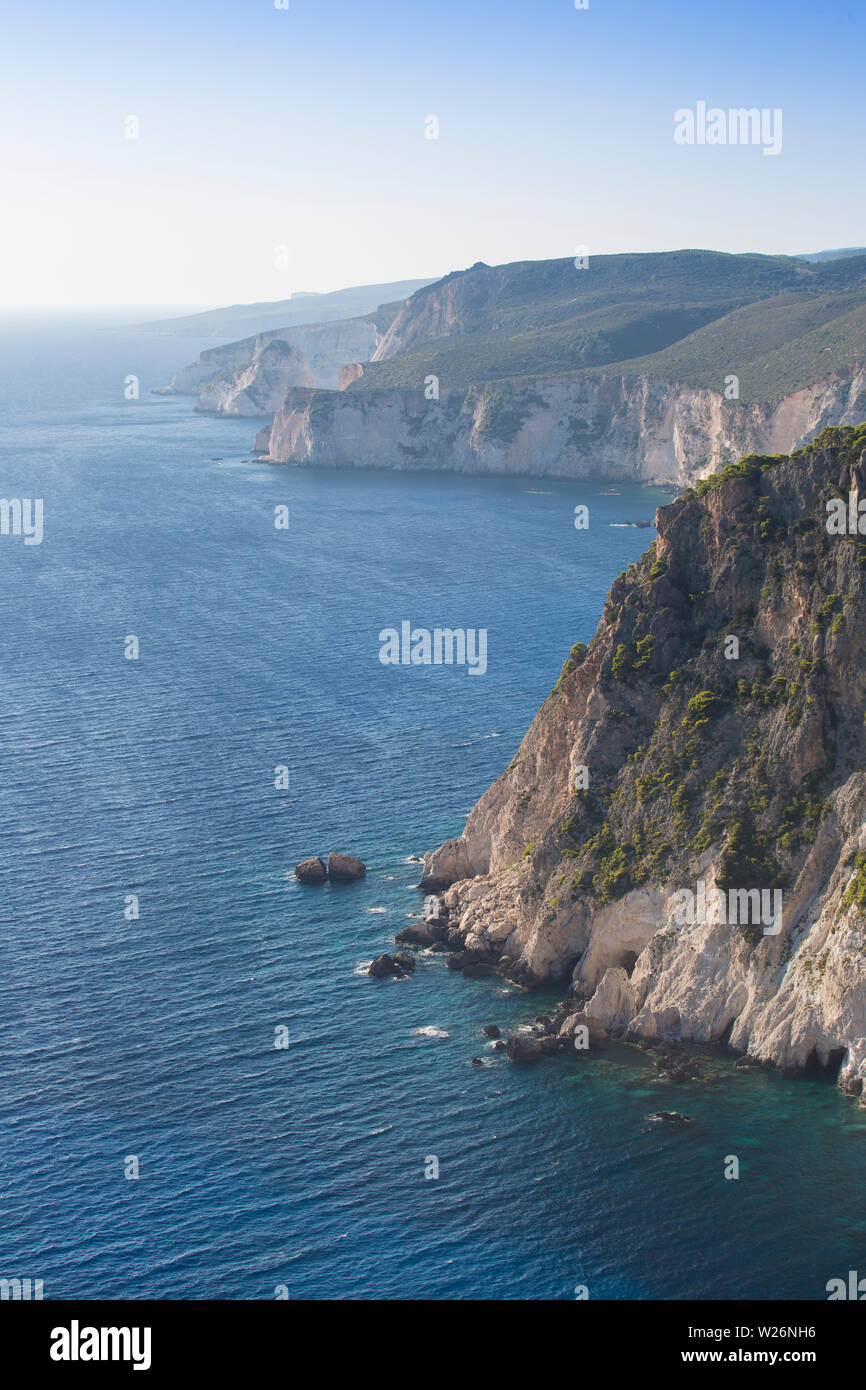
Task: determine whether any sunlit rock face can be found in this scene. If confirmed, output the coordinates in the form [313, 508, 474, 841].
[423, 425, 866, 1101]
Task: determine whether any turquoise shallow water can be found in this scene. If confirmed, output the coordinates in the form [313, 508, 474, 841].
[0, 315, 864, 1301]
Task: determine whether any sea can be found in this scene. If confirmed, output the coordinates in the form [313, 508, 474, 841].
[0, 312, 863, 1301]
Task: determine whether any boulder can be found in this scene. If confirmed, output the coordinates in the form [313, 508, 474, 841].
[492, 1040, 506, 1051]
[393, 950, 416, 973]
[294, 857, 328, 884]
[505, 1034, 543, 1064]
[328, 852, 366, 881]
[558, 1011, 608, 1045]
[482, 1025, 500, 1038]
[447, 949, 495, 971]
[368, 953, 396, 979]
[395, 921, 447, 946]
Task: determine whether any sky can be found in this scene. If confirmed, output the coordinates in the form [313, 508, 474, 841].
[0, 0, 863, 309]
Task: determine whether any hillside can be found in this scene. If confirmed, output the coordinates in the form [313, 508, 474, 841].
[604, 283, 866, 402]
[161, 248, 866, 481]
[349, 251, 866, 395]
[420, 424, 866, 1101]
[134, 277, 438, 339]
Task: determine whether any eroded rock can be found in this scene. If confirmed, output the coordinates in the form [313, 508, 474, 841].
[328, 852, 366, 881]
[295, 857, 328, 884]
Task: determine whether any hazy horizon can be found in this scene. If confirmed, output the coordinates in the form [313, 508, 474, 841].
[5, 243, 866, 323]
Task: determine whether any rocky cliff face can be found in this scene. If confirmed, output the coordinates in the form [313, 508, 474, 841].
[421, 424, 866, 1100]
[157, 317, 383, 416]
[256, 365, 866, 484]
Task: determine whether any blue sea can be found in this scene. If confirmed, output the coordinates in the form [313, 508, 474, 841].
[0, 314, 864, 1301]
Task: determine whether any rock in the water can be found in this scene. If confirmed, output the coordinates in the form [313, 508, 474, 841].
[294, 856, 328, 884]
[482, 1024, 500, 1038]
[558, 1011, 608, 1045]
[369, 953, 396, 978]
[471, 1056, 484, 1066]
[505, 1034, 543, 1064]
[393, 950, 416, 972]
[492, 1039, 506, 1051]
[650, 1111, 693, 1127]
[446, 949, 495, 972]
[328, 852, 366, 881]
[395, 921, 446, 946]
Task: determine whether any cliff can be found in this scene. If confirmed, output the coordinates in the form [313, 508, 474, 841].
[172, 249, 866, 470]
[157, 316, 384, 416]
[255, 365, 866, 485]
[420, 424, 866, 1100]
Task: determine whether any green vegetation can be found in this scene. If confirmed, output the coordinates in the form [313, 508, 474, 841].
[475, 383, 546, 442]
[841, 852, 866, 915]
[547, 428, 865, 917]
[604, 287, 866, 403]
[555, 642, 588, 691]
[682, 690, 723, 727]
[348, 250, 866, 398]
[612, 635, 655, 683]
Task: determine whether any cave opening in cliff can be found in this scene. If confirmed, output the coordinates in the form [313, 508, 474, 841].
[802, 1046, 846, 1082]
[619, 950, 639, 978]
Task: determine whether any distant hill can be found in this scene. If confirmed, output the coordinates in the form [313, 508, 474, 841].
[796, 247, 866, 263]
[133, 278, 440, 338]
[350, 250, 866, 401]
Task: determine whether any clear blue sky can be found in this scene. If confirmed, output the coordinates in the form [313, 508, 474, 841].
[1, 0, 863, 307]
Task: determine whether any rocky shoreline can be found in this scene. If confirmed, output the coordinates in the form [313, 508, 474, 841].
[389, 889, 763, 1088]
[411, 425, 866, 1104]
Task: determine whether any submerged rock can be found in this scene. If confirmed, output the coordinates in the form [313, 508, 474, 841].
[650, 1111, 694, 1127]
[328, 852, 366, 881]
[294, 856, 328, 884]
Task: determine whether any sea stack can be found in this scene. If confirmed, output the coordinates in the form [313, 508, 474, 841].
[294, 857, 328, 884]
[327, 852, 366, 881]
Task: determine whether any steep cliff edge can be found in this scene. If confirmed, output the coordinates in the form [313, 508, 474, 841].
[256, 365, 866, 485]
[421, 424, 866, 1098]
[157, 316, 384, 416]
